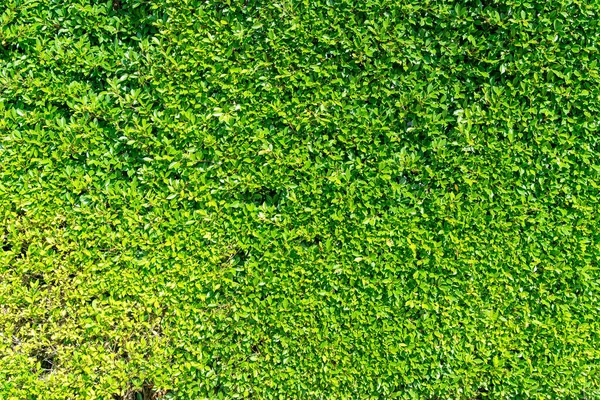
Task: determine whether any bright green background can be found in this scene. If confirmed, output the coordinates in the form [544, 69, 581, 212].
[1, 0, 600, 398]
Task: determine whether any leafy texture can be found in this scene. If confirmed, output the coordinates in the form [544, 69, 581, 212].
[1, 0, 600, 398]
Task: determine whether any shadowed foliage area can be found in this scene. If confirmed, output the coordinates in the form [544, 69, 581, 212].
[1, 0, 600, 398]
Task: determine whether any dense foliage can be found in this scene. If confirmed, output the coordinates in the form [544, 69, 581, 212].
[2, 0, 600, 398]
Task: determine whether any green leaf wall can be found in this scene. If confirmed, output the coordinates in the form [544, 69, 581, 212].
[1, 0, 600, 398]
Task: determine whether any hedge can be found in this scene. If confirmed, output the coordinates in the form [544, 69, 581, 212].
[1, 0, 600, 398]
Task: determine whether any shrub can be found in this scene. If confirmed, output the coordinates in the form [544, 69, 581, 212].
[1, 0, 600, 398]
